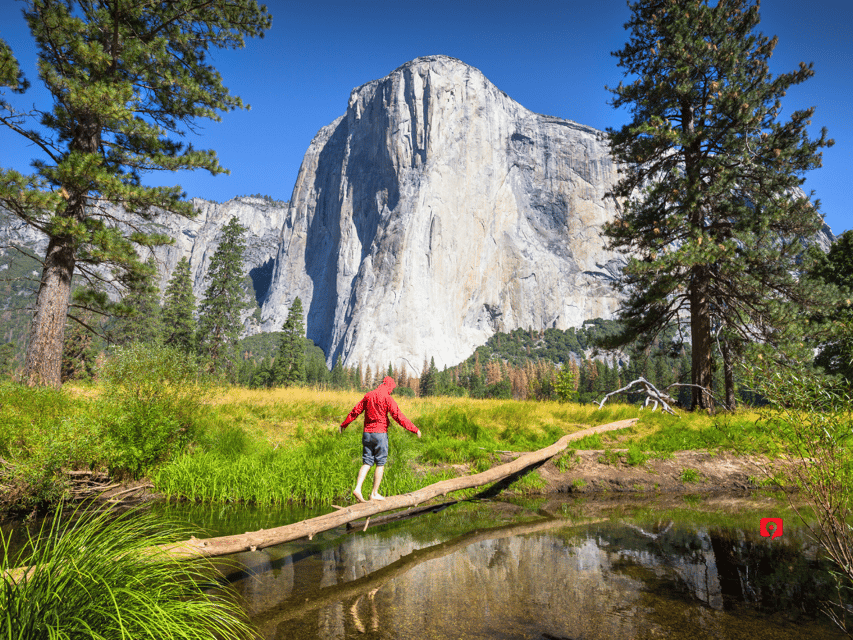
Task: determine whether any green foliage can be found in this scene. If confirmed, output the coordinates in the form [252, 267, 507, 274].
[484, 379, 512, 399]
[109, 256, 163, 346]
[197, 217, 249, 376]
[0, 1, 271, 386]
[1, 505, 254, 640]
[605, 0, 834, 409]
[272, 297, 306, 387]
[625, 443, 649, 467]
[60, 310, 99, 382]
[394, 385, 416, 397]
[806, 230, 853, 383]
[420, 357, 438, 397]
[162, 256, 197, 353]
[554, 365, 578, 402]
[744, 362, 853, 630]
[680, 468, 701, 483]
[0, 342, 13, 376]
[98, 342, 209, 476]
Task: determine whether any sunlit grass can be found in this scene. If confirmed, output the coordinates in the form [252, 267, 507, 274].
[157, 386, 772, 506]
[13, 381, 777, 509]
[1, 505, 254, 640]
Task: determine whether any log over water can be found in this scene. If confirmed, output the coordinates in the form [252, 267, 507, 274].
[4, 418, 636, 583]
[158, 419, 637, 561]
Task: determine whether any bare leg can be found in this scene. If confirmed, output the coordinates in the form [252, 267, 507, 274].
[370, 465, 385, 500]
[353, 464, 370, 503]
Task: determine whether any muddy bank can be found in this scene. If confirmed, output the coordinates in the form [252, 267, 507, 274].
[530, 449, 786, 495]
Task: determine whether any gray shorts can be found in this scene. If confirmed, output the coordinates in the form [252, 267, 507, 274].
[362, 432, 389, 466]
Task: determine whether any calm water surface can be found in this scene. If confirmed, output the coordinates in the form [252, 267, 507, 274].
[154, 494, 847, 640]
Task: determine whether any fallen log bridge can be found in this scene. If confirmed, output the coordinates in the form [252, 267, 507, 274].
[159, 418, 637, 561]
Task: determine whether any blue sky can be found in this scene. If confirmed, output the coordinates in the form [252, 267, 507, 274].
[1, 0, 850, 233]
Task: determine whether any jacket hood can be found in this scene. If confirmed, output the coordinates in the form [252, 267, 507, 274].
[380, 376, 396, 392]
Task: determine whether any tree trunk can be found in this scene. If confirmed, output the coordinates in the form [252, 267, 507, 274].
[721, 337, 736, 411]
[689, 266, 714, 411]
[23, 236, 76, 388]
[24, 114, 99, 388]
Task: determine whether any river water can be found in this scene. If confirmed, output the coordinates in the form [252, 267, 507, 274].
[153, 493, 848, 640]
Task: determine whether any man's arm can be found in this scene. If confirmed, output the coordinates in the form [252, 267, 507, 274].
[340, 398, 366, 433]
[387, 397, 420, 435]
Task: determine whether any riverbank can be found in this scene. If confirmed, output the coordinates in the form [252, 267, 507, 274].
[65, 448, 785, 517]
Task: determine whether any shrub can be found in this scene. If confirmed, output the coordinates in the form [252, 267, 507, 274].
[98, 342, 210, 476]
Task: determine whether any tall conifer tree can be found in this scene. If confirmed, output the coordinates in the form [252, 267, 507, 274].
[197, 217, 248, 375]
[272, 297, 306, 387]
[110, 257, 162, 346]
[0, 1, 270, 387]
[605, 0, 833, 409]
[162, 257, 196, 353]
[807, 231, 853, 383]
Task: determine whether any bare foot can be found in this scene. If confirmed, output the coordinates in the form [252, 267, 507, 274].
[352, 489, 366, 503]
[370, 493, 385, 501]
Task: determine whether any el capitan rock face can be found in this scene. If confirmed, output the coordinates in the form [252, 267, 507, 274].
[261, 55, 626, 374]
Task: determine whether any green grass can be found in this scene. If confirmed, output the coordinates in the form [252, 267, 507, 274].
[680, 468, 701, 483]
[0, 376, 814, 511]
[1, 505, 254, 640]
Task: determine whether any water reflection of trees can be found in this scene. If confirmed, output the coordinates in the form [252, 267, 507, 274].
[603, 520, 841, 622]
[216, 506, 846, 640]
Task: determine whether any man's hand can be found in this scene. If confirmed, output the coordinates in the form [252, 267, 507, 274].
[339, 425, 345, 435]
[416, 429, 422, 439]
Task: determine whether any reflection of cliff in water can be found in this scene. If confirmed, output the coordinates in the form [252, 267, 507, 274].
[227, 512, 845, 640]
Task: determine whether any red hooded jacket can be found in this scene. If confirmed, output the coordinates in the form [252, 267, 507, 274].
[340, 376, 418, 434]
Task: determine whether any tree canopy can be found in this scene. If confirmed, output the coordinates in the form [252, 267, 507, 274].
[0, 0, 271, 387]
[807, 231, 853, 383]
[604, 0, 834, 409]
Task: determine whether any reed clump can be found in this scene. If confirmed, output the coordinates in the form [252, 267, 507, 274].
[0, 505, 254, 640]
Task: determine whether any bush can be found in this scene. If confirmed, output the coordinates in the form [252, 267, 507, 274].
[98, 342, 210, 476]
[393, 386, 416, 397]
[484, 380, 512, 399]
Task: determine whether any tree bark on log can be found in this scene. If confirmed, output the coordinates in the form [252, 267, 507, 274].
[157, 418, 637, 561]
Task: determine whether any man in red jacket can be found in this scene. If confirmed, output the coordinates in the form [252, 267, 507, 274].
[340, 376, 421, 502]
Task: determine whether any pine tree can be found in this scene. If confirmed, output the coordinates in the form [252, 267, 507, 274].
[197, 217, 249, 375]
[605, 0, 833, 409]
[272, 297, 306, 387]
[0, 1, 270, 388]
[807, 231, 853, 383]
[330, 355, 345, 389]
[420, 357, 438, 397]
[162, 257, 196, 353]
[110, 257, 163, 346]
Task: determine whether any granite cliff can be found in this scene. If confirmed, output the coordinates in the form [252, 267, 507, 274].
[261, 55, 626, 374]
